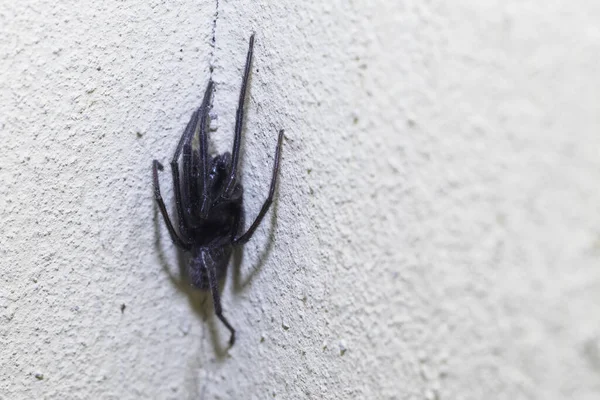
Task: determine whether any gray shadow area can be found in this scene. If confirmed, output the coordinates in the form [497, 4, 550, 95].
[232, 196, 280, 293]
[152, 206, 231, 359]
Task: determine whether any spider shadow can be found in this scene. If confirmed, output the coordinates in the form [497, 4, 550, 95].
[232, 196, 280, 293]
[153, 206, 231, 359]
[152, 189, 280, 356]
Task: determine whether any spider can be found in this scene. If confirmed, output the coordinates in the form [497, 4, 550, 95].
[152, 34, 284, 347]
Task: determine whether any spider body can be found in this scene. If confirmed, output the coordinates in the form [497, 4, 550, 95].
[152, 34, 284, 346]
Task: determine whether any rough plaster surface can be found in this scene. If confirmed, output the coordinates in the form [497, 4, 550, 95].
[2, 0, 600, 399]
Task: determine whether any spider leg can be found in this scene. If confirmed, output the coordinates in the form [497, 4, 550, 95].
[197, 80, 213, 218]
[173, 80, 214, 226]
[233, 130, 284, 245]
[203, 251, 236, 346]
[170, 108, 199, 235]
[152, 160, 191, 250]
[182, 141, 193, 218]
[223, 34, 255, 198]
[190, 148, 200, 215]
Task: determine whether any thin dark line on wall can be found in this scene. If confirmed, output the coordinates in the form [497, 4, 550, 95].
[209, 0, 219, 76]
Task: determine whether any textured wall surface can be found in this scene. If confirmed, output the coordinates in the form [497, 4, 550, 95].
[2, 0, 600, 399]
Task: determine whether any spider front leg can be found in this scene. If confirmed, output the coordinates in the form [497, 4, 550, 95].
[223, 34, 255, 197]
[174, 80, 214, 227]
[170, 109, 198, 235]
[197, 81, 212, 218]
[152, 160, 191, 250]
[233, 129, 284, 245]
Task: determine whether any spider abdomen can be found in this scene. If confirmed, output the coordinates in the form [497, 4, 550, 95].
[188, 247, 232, 289]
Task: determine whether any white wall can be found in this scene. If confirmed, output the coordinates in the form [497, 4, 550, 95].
[2, 0, 600, 399]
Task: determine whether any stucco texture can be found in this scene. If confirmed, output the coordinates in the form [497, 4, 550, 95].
[2, 0, 600, 399]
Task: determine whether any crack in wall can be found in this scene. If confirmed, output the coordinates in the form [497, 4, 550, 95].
[209, 0, 219, 75]
[208, 0, 219, 136]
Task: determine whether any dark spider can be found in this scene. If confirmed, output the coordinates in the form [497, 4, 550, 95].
[152, 34, 284, 347]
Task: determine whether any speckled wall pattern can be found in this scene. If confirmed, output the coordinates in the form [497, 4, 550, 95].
[1, 1, 600, 399]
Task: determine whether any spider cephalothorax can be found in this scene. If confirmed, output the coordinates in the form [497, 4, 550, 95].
[153, 34, 284, 346]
